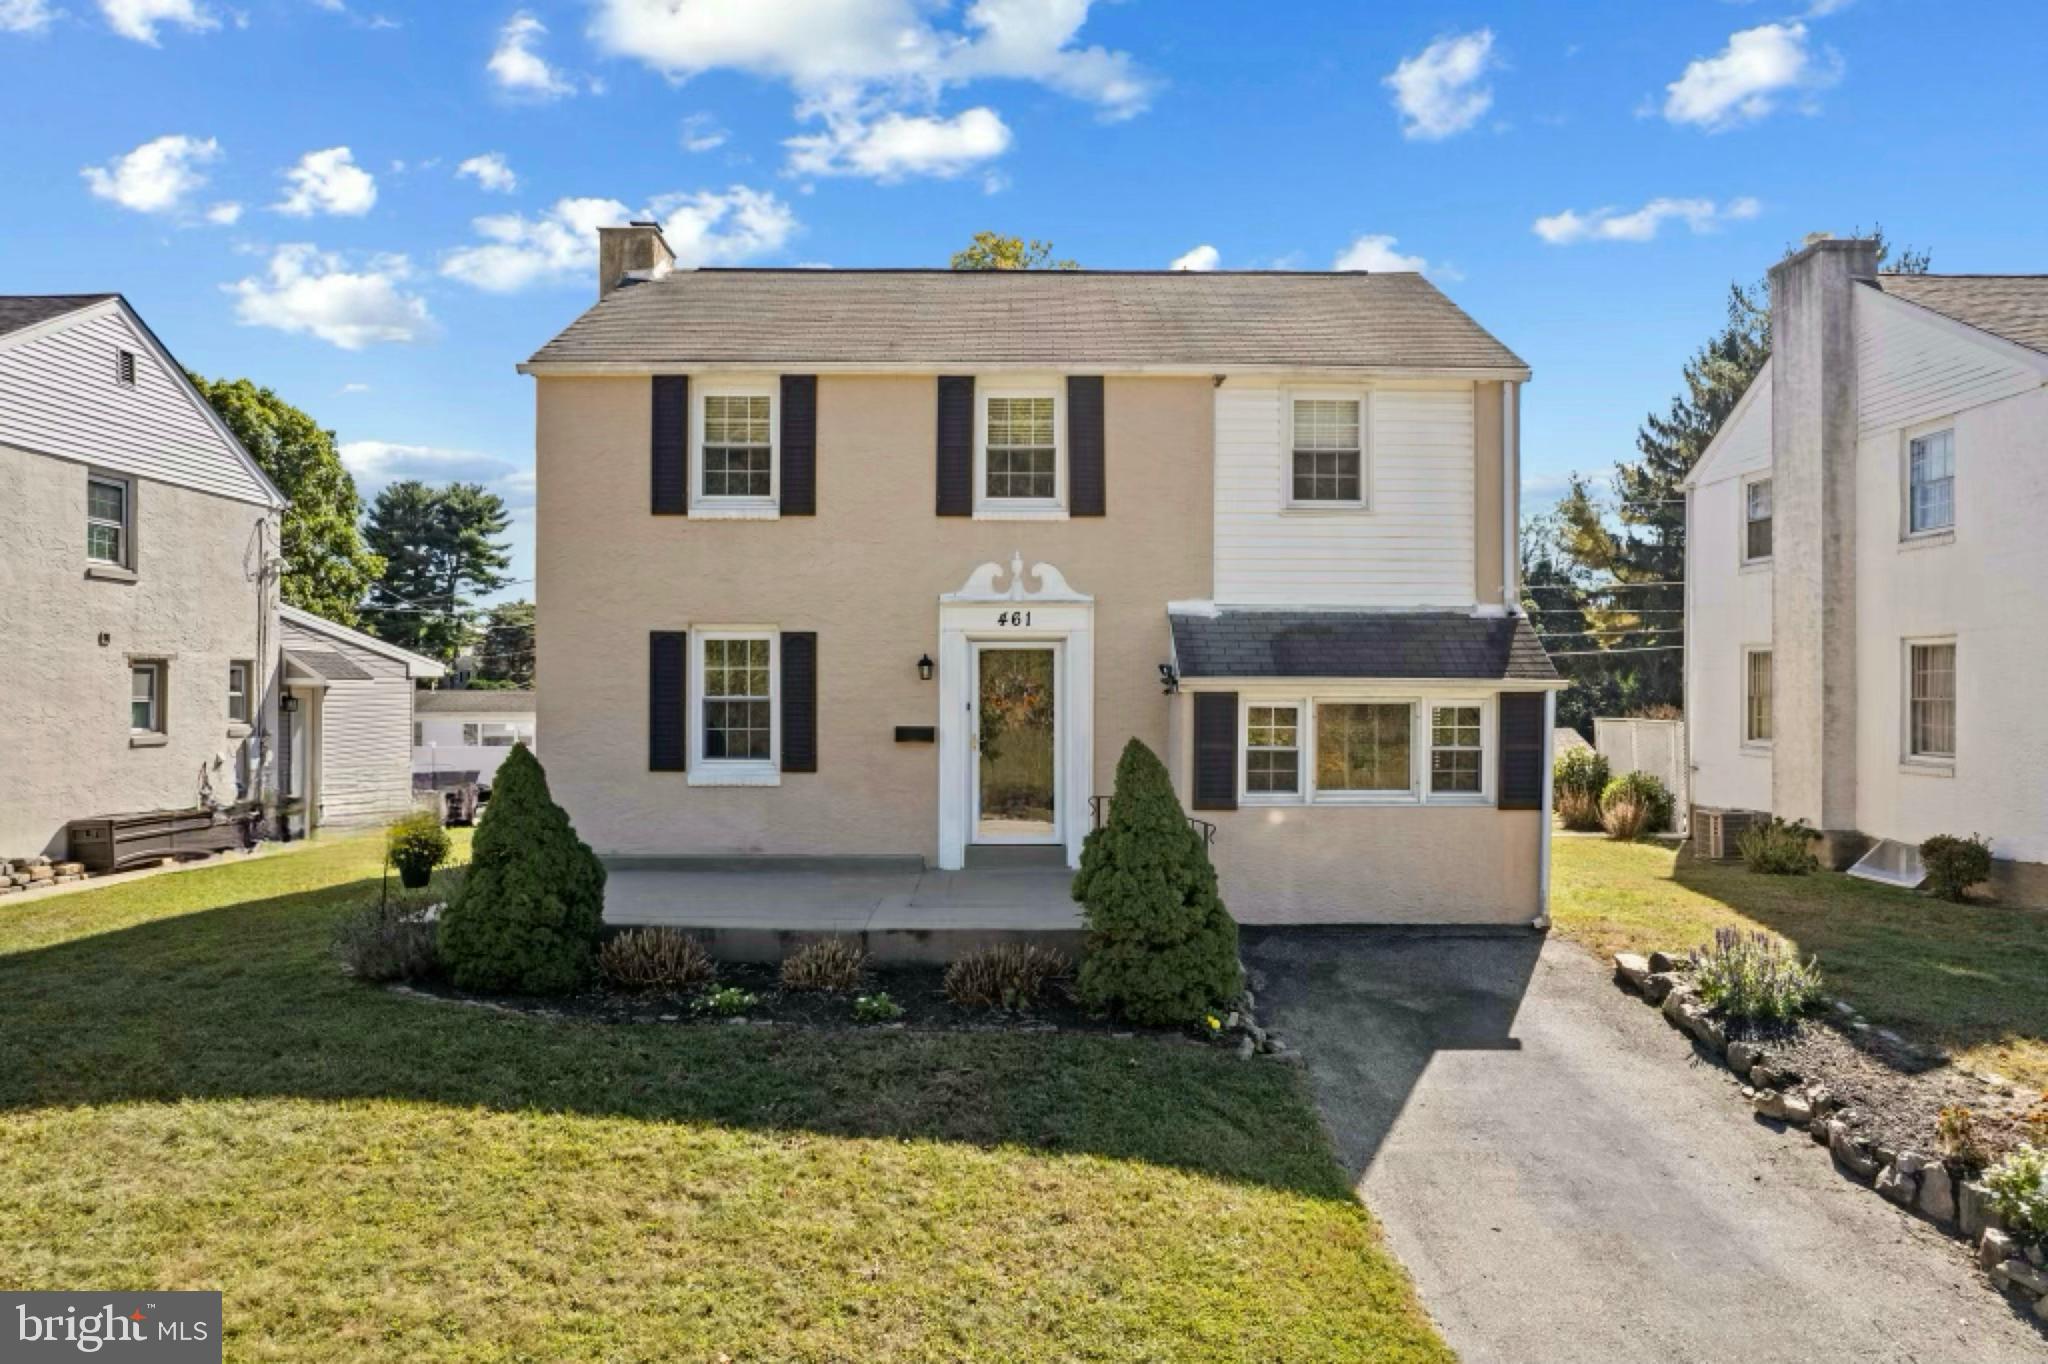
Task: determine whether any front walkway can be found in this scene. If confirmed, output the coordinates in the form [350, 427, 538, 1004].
[603, 851, 1083, 962]
[1242, 928, 2046, 1364]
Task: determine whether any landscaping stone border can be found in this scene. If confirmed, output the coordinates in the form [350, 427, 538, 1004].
[1612, 951, 2047, 1323]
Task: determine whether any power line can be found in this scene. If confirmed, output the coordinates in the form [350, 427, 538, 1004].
[1544, 645, 1686, 657]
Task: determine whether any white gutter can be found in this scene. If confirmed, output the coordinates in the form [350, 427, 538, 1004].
[516, 360, 1534, 382]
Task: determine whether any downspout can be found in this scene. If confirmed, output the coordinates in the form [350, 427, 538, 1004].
[1502, 381, 1519, 610]
[1537, 687, 1556, 928]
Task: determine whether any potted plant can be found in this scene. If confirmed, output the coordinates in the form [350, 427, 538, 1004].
[387, 808, 452, 890]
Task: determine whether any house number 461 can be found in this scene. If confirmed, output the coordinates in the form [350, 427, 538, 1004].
[995, 611, 1033, 627]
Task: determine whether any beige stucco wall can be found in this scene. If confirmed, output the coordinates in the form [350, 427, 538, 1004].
[535, 373, 1213, 863]
[0, 443, 273, 857]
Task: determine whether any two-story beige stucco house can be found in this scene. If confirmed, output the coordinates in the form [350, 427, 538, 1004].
[1686, 238, 2048, 903]
[521, 226, 1562, 924]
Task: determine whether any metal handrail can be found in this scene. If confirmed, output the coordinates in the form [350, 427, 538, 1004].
[1086, 795, 1218, 847]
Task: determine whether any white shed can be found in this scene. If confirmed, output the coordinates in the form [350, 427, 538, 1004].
[412, 689, 536, 793]
[278, 606, 444, 837]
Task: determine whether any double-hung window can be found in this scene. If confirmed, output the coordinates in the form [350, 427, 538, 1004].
[977, 389, 1063, 513]
[227, 661, 251, 724]
[130, 662, 164, 734]
[692, 631, 779, 784]
[1743, 649, 1773, 746]
[1908, 428, 1955, 535]
[1244, 705, 1301, 797]
[1907, 642, 1955, 762]
[88, 475, 130, 566]
[1743, 477, 1773, 563]
[1429, 705, 1484, 794]
[696, 386, 776, 512]
[1289, 396, 1364, 506]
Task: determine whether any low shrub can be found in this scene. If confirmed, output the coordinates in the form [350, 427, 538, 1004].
[1600, 796, 1652, 842]
[386, 808, 452, 890]
[334, 896, 440, 982]
[1982, 1145, 2048, 1245]
[1689, 927, 1822, 1022]
[1936, 1104, 1991, 1172]
[597, 928, 713, 990]
[1738, 817, 1819, 876]
[1553, 748, 1611, 832]
[1921, 833, 1992, 902]
[779, 938, 867, 993]
[694, 985, 758, 1018]
[1600, 771, 1673, 834]
[851, 992, 904, 1024]
[944, 943, 1073, 1010]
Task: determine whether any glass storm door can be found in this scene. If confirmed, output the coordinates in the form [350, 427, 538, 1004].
[973, 645, 1059, 843]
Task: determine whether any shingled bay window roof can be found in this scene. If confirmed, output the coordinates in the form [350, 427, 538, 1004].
[1169, 609, 1558, 683]
[525, 269, 1527, 375]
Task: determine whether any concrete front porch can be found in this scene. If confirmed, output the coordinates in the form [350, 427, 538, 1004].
[602, 847, 1085, 963]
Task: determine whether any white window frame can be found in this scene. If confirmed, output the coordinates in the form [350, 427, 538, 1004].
[1235, 689, 1492, 807]
[227, 660, 252, 725]
[974, 381, 1066, 519]
[1740, 475, 1773, 566]
[691, 379, 779, 519]
[1903, 422, 1956, 540]
[1741, 646, 1773, 750]
[689, 627, 780, 787]
[1283, 388, 1370, 512]
[1901, 636, 1957, 770]
[87, 472, 133, 568]
[130, 660, 165, 735]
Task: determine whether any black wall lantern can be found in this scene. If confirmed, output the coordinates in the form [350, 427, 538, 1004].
[1157, 664, 1179, 695]
[917, 653, 934, 682]
[279, 694, 300, 713]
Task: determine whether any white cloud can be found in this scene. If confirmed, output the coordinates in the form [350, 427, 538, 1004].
[339, 382, 371, 394]
[275, 146, 378, 217]
[1333, 234, 1429, 272]
[226, 244, 433, 349]
[1663, 23, 1839, 131]
[489, 10, 577, 99]
[1533, 195, 1762, 245]
[99, 0, 214, 43]
[339, 440, 521, 489]
[440, 186, 798, 293]
[1, 0, 58, 33]
[456, 152, 518, 193]
[1169, 244, 1219, 272]
[1385, 29, 1497, 140]
[205, 200, 242, 225]
[680, 113, 728, 153]
[81, 134, 221, 215]
[785, 106, 1010, 181]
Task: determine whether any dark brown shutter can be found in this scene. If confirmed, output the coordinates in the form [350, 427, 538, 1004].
[1192, 691, 1238, 811]
[1498, 692, 1545, 809]
[649, 631, 687, 770]
[780, 375, 817, 516]
[1068, 375, 1106, 517]
[936, 375, 974, 516]
[651, 375, 688, 515]
[780, 631, 817, 772]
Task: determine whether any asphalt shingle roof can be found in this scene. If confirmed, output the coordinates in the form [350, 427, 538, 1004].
[527, 269, 1527, 373]
[417, 689, 536, 713]
[0, 294, 116, 338]
[1170, 610, 1558, 682]
[285, 648, 375, 684]
[1871, 274, 2048, 355]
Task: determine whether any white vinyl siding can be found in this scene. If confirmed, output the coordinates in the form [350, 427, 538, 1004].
[316, 681, 417, 826]
[1856, 288, 2040, 438]
[0, 304, 275, 506]
[1214, 380, 1476, 606]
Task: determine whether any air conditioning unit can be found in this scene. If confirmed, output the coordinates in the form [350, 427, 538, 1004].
[1692, 808, 1757, 862]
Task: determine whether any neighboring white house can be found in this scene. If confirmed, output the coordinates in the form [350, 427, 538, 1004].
[1685, 238, 2048, 902]
[280, 605, 444, 837]
[413, 689, 536, 793]
[0, 294, 288, 858]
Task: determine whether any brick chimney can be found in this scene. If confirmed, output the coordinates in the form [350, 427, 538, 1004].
[1767, 235, 1879, 861]
[596, 221, 675, 301]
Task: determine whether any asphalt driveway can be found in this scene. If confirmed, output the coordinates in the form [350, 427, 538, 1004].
[1241, 929, 2047, 1364]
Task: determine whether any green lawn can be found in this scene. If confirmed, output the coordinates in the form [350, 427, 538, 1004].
[1552, 835, 2048, 1090]
[0, 836, 1448, 1363]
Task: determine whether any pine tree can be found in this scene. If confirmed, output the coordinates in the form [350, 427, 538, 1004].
[361, 480, 513, 659]
[437, 745, 606, 994]
[1073, 739, 1241, 1025]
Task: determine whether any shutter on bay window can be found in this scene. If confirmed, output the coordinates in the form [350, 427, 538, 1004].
[935, 375, 974, 516]
[649, 631, 687, 771]
[780, 631, 818, 772]
[1192, 691, 1238, 811]
[1497, 692, 1544, 809]
[651, 375, 689, 515]
[1068, 375, 1106, 516]
[780, 375, 817, 515]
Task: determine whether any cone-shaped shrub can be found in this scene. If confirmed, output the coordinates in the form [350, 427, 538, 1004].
[1073, 738, 1242, 1025]
[438, 744, 606, 994]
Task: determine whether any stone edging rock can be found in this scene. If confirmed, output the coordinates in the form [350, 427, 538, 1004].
[1612, 951, 2048, 1323]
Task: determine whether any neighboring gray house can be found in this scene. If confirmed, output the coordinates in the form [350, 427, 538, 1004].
[0, 294, 288, 858]
[280, 605, 444, 837]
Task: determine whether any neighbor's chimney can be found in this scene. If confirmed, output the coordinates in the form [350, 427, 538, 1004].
[596, 221, 675, 301]
[1766, 234, 1879, 859]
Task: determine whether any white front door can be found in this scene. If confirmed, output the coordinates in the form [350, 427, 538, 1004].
[971, 642, 1061, 844]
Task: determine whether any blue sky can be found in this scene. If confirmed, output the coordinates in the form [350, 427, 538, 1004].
[5, 0, 2044, 600]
